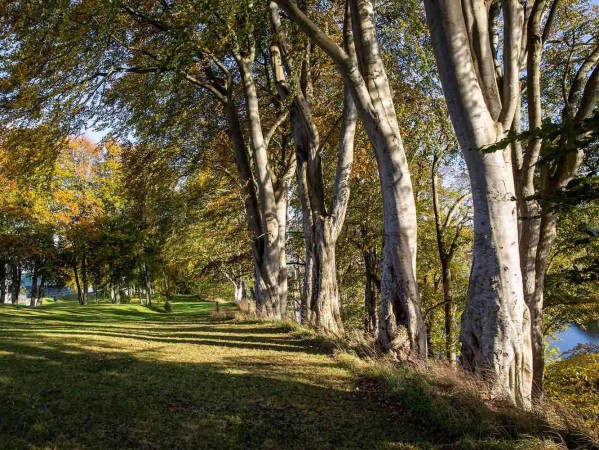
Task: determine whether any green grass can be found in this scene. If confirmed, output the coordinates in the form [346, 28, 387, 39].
[0, 298, 584, 449]
[0, 297, 417, 450]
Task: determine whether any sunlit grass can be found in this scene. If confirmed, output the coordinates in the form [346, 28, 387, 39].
[0, 298, 411, 449]
[1, 298, 587, 449]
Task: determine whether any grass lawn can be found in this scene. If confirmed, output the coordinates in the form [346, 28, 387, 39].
[0, 297, 417, 450]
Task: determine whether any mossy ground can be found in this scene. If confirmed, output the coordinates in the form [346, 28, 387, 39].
[0, 297, 581, 449]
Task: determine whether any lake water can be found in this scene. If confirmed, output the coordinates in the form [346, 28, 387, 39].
[550, 321, 599, 355]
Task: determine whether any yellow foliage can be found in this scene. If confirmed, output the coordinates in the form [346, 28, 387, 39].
[545, 345, 599, 428]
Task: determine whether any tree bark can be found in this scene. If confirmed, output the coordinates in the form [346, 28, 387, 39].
[113, 282, 121, 304]
[363, 248, 378, 334]
[269, 1, 351, 332]
[30, 267, 38, 308]
[81, 256, 88, 306]
[37, 275, 45, 305]
[73, 261, 84, 305]
[425, 0, 532, 407]
[441, 261, 455, 362]
[298, 162, 315, 325]
[162, 263, 172, 311]
[0, 260, 6, 304]
[276, 183, 289, 319]
[235, 50, 282, 319]
[10, 263, 20, 305]
[144, 261, 152, 306]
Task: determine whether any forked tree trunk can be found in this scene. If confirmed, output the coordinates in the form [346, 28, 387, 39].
[518, 40, 599, 399]
[425, 0, 532, 406]
[270, 0, 347, 331]
[235, 50, 282, 320]
[274, 0, 426, 355]
[223, 98, 281, 318]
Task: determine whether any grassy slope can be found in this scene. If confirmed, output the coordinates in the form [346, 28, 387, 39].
[0, 298, 415, 450]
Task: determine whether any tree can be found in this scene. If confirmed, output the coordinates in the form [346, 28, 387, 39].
[431, 152, 471, 362]
[268, 1, 357, 333]
[423, 0, 598, 405]
[274, 0, 427, 357]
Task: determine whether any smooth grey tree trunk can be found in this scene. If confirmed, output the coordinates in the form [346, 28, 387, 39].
[515, 10, 598, 398]
[425, 0, 532, 407]
[269, 2, 356, 333]
[235, 49, 282, 320]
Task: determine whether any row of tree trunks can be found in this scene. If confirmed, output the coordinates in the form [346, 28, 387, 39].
[274, 0, 427, 358]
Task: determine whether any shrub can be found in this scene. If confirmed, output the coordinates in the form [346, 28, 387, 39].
[545, 344, 599, 429]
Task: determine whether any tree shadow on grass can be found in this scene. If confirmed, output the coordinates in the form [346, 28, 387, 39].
[0, 303, 580, 450]
[0, 338, 413, 450]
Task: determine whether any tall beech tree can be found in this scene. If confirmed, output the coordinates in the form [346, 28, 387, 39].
[274, 0, 427, 357]
[424, 0, 598, 404]
[424, 0, 533, 406]
[268, 2, 357, 333]
[516, 0, 599, 397]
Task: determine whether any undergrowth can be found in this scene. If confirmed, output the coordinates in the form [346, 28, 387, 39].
[240, 315, 599, 449]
